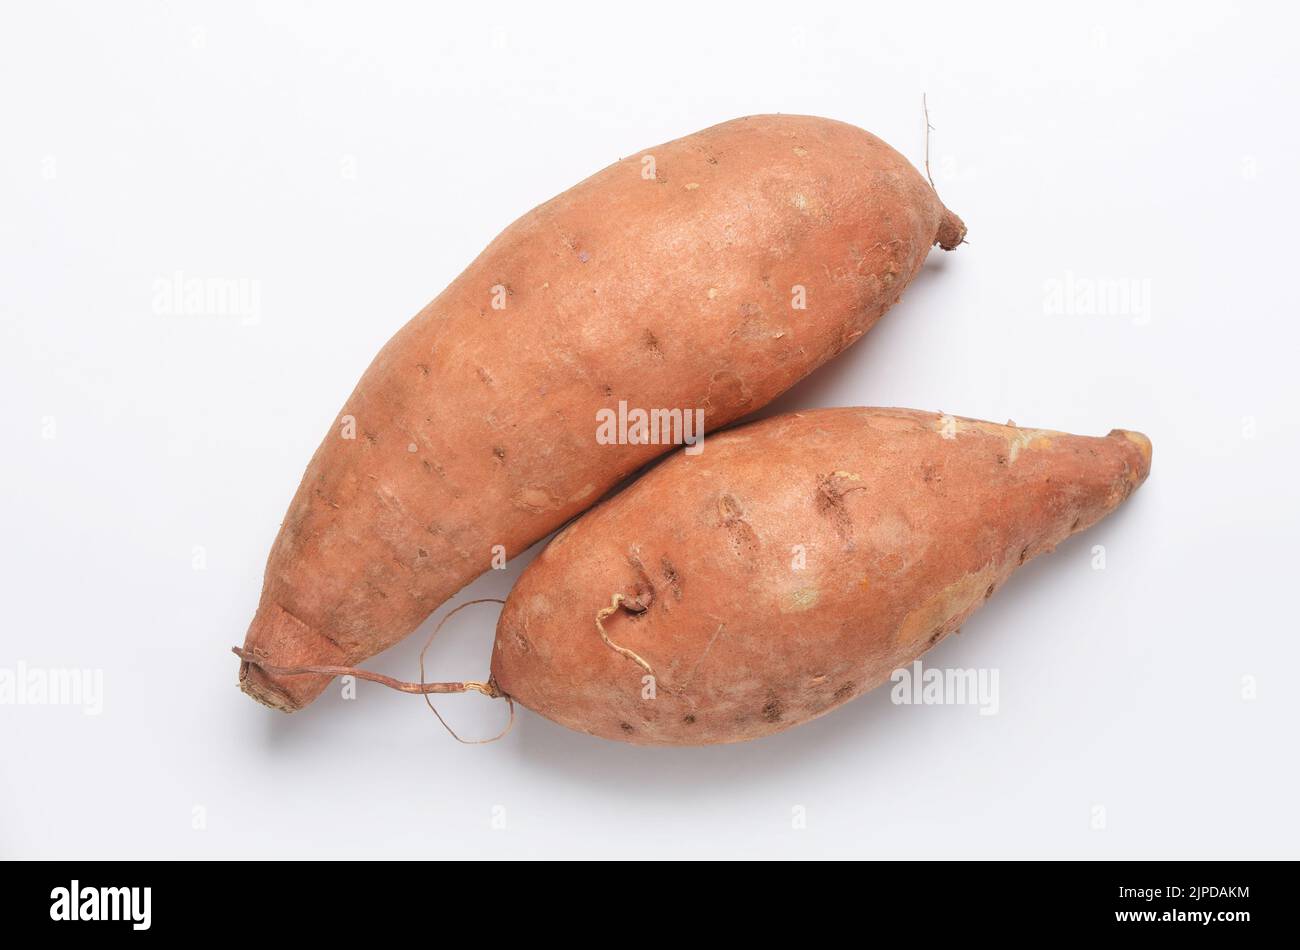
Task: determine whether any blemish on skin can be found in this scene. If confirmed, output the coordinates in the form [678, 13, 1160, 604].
[682, 714, 697, 725]
[578, 250, 590, 263]
[786, 587, 820, 612]
[476, 367, 494, 386]
[703, 370, 752, 415]
[492, 446, 506, 461]
[817, 472, 870, 542]
[896, 565, 999, 652]
[833, 682, 856, 703]
[809, 673, 829, 686]
[417, 548, 429, 558]
[407, 443, 418, 453]
[568, 483, 595, 503]
[717, 493, 759, 563]
[985, 584, 995, 600]
[793, 146, 809, 157]
[1007, 431, 1036, 463]
[660, 556, 683, 600]
[416, 363, 430, 376]
[1019, 546, 1029, 564]
[943, 416, 1059, 463]
[792, 193, 808, 210]
[707, 287, 719, 299]
[684, 182, 699, 190]
[619, 722, 635, 735]
[513, 486, 557, 512]
[878, 553, 904, 574]
[762, 699, 784, 723]
[718, 494, 744, 521]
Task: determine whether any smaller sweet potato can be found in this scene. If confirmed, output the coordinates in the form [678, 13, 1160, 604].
[490, 408, 1152, 745]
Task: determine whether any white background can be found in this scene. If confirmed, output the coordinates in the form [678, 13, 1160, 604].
[2, 1, 1297, 859]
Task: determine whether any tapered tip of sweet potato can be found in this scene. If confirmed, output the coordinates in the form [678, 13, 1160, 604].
[935, 207, 966, 250]
[237, 601, 344, 712]
[239, 663, 305, 713]
[1109, 429, 1153, 484]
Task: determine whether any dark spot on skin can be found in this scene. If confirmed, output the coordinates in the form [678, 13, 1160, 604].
[493, 446, 506, 461]
[922, 462, 941, 483]
[625, 552, 655, 612]
[1071, 518, 1081, 531]
[683, 714, 696, 725]
[718, 494, 744, 521]
[363, 431, 378, 446]
[416, 363, 430, 376]
[660, 556, 683, 600]
[928, 627, 944, 646]
[985, 584, 995, 600]
[1019, 546, 1030, 564]
[717, 494, 759, 563]
[642, 328, 663, 358]
[762, 699, 784, 723]
[619, 722, 634, 734]
[706, 155, 718, 165]
[833, 682, 856, 703]
[421, 459, 433, 473]
[602, 384, 613, 397]
[816, 473, 869, 544]
[417, 548, 428, 558]
[996, 454, 1007, 465]
[476, 367, 493, 385]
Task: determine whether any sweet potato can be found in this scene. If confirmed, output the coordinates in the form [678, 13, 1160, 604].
[240, 115, 965, 711]
[491, 408, 1152, 745]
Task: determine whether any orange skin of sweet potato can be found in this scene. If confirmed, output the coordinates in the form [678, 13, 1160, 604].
[241, 116, 965, 711]
[491, 408, 1152, 745]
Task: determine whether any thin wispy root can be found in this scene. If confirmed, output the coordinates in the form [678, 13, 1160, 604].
[231, 598, 514, 744]
[231, 647, 500, 696]
[594, 593, 657, 677]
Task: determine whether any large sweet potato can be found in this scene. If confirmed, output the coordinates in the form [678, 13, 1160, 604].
[240, 116, 965, 710]
[492, 408, 1151, 745]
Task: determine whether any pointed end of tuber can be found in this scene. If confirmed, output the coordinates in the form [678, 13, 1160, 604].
[237, 602, 345, 712]
[935, 207, 966, 251]
[239, 662, 305, 713]
[1109, 429, 1153, 486]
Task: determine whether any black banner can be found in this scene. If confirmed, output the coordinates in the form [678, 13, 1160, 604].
[0, 860, 1282, 936]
